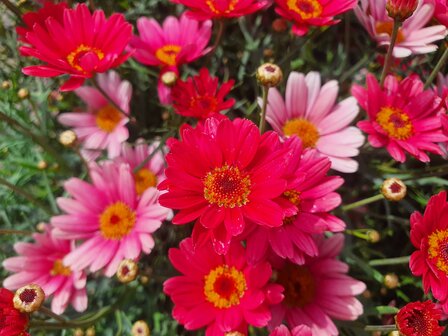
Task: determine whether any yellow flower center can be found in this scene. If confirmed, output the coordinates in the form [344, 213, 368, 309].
[66, 44, 105, 72]
[95, 105, 123, 133]
[203, 164, 251, 208]
[204, 265, 247, 309]
[276, 262, 316, 308]
[282, 118, 320, 148]
[428, 229, 448, 275]
[134, 168, 158, 196]
[206, 0, 239, 15]
[375, 21, 406, 44]
[286, 0, 323, 19]
[99, 202, 136, 240]
[376, 106, 414, 140]
[155, 45, 182, 66]
[283, 189, 301, 225]
[50, 259, 72, 277]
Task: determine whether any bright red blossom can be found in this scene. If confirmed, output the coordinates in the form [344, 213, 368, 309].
[395, 301, 445, 336]
[171, 68, 235, 119]
[0, 288, 29, 336]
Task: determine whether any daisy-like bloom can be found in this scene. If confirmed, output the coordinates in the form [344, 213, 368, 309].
[158, 117, 290, 254]
[274, 0, 357, 36]
[169, 0, 269, 20]
[246, 137, 345, 265]
[0, 288, 30, 336]
[58, 71, 131, 161]
[20, 3, 132, 91]
[3, 226, 87, 314]
[163, 238, 284, 335]
[171, 68, 235, 119]
[409, 191, 448, 310]
[51, 161, 171, 277]
[395, 301, 445, 336]
[434, 0, 448, 27]
[270, 234, 366, 336]
[270, 324, 312, 336]
[352, 74, 447, 163]
[116, 140, 166, 197]
[264, 71, 364, 173]
[354, 0, 447, 58]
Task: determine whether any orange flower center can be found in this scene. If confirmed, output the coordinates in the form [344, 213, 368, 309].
[283, 189, 301, 225]
[376, 106, 414, 140]
[206, 0, 239, 14]
[204, 265, 247, 309]
[282, 118, 320, 148]
[95, 105, 123, 133]
[190, 95, 218, 113]
[134, 168, 158, 196]
[286, 0, 323, 19]
[99, 202, 136, 240]
[428, 229, 448, 276]
[375, 21, 406, 43]
[203, 164, 251, 208]
[155, 45, 182, 66]
[276, 263, 316, 307]
[50, 259, 72, 277]
[66, 44, 105, 72]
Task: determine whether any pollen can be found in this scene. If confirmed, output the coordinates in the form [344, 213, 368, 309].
[95, 104, 123, 133]
[134, 168, 158, 196]
[155, 45, 182, 66]
[204, 265, 247, 309]
[276, 262, 316, 308]
[428, 229, 448, 276]
[376, 21, 406, 44]
[66, 44, 105, 72]
[376, 106, 414, 140]
[282, 118, 320, 148]
[206, 0, 239, 15]
[286, 0, 323, 20]
[50, 259, 72, 277]
[203, 164, 251, 208]
[99, 201, 136, 240]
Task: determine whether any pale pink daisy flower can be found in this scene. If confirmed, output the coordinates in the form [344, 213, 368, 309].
[264, 71, 364, 173]
[58, 71, 131, 161]
[51, 161, 171, 277]
[270, 234, 366, 336]
[355, 0, 447, 58]
[3, 225, 87, 314]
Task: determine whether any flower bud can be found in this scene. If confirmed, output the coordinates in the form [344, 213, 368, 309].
[116, 259, 139, 284]
[161, 71, 178, 87]
[272, 18, 288, 33]
[256, 63, 283, 88]
[18, 88, 29, 99]
[381, 178, 407, 201]
[58, 130, 77, 148]
[366, 230, 381, 243]
[73, 329, 84, 336]
[37, 160, 48, 170]
[13, 284, 45, 313]
[132, 320, 150, 336]
[2, 80, 12, 89]
[225, 332, 245, 336]
[384, 273, 400, 289]
[86, 327, 95, 336]
[386, 0, 418, 22]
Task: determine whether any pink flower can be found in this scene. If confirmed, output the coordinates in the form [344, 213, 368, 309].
[274, 0, 357, 36]
[355, 0, 447, 58]
[58, 71, 131, 161]
[434, 0, 448, 27]
[2, 225, 87, 314]
[170, 0, 269, 20]
[20, 3, 132, 91]
[386, 0, 418, 21]
[51, 161, 171, 277]
[158, 118, 291, 254]
[270, 234, 366, 336]
[246, 137, 345, 265]
[352, 74, 447, 163]
[163, 238, 283, 335]
[270, 324, 312, 336]
[264, 71, 364, 173]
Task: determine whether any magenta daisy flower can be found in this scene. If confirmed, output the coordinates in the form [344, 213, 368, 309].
[158, 117, 290, 254]
[264, 71, 364, 173]
[352, 74, 447, 163]
[51, 161, 171, 277]
[164, 238, 283, 335]
[58, 71, 131, 161]
[3, 225, 87, 314]
[270, 234, 366, 336]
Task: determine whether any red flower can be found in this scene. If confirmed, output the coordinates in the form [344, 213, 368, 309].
[386, 0, 418, 21]
[395, 301, 445, 336]
[171, 68, 235, 119]
[0, 288, 30, 336]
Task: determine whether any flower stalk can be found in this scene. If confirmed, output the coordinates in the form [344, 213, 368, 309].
[342, 194, 384, 212]
[379, 18, 401, 87]
[424, 43, 448, 89]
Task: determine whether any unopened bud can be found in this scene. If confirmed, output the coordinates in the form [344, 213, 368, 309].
[272, 18, 288, 33]
[225, 332, 245, 336]
[381, 178, 407, 201]
[161, 71, 178, 87]
[73, 329, 84, 336]
[386, 0, 418, 22]
[384, 273, 400, 289]
[85, 327, 95, 336]
[36, 222, 47, 232]
[13, 284, 45, 313]
[116, 259, 139, 283]
[59, 130, 77, 148]
[140, 275, 150, 285]
[366, 230, 381, 243]
[256, 63, 283, 88]
[2, 80, 12, 89]
[263, 48, 274, 58]
[388, 331, 400, 336]
[37, 160, 48, 170]
[132, 320, 150, 336]
[18, 88, 29, 99]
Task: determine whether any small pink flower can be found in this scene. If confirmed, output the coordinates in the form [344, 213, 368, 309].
[3, 225, 87, 314]
[58, 71, 131, 161]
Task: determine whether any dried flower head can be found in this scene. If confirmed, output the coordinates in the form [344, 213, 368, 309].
[395, 301, 445, 336]
[13, 284, 45, 313]
[256, 63, 283, 87]
[381, 178, 407, 201]
[386, 0, 418, 22]
[132, 320, 150, 336]
[58, 130, 77, 148]
[116, 259, 139, 283]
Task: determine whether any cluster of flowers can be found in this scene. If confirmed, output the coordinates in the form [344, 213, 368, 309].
[2, 0, 448, 335]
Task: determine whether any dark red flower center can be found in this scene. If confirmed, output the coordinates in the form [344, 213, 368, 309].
[19, 289, 36, 304]
[276, 262, 316, 308]
[390, 182, 403, 193]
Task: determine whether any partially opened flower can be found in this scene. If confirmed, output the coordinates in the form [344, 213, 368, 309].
[270, 324, 312, 336]
[395, 301, 445, 336]
[355, 0, 447, 58]
[264, 71, 364, 173]
[274, 0, 358, 36]
[3, 226, 87, 314]
[0, 288, 30, 336]
[20, 3, 132, 91]
[352, 74, 447, 163]
[58, 71, 131, 161]
[51, 161, 171, 277]
[270, 234, 366, 336]
[164, 238, 283, 335]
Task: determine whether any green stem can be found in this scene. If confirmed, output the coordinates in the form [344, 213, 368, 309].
[91, 77, 130, 118]
[0, 229, 33, 235]
[342, 194, 384, 212]
[424, 44, 448, 89]
[364, 325, 397, 332]
[115, 311, 123, 336]
[0, 0, 23, 21]
[259, 86, 269, 134]
[132, 133, 172, 174]
[369, 255, 411, 266]
[379, 19, 401, 87]
[39, 306, 67, 324]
